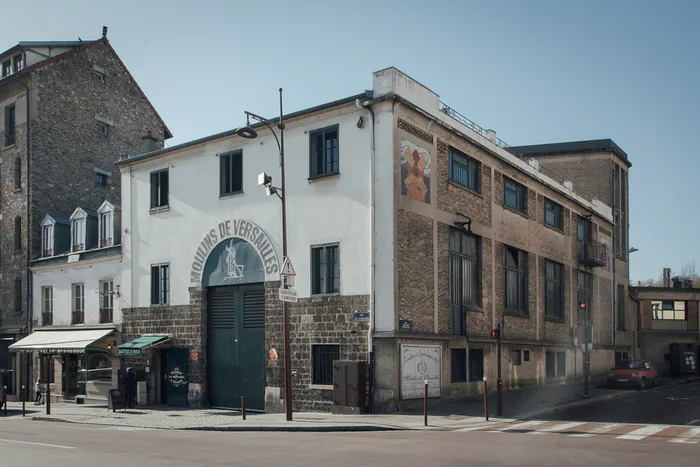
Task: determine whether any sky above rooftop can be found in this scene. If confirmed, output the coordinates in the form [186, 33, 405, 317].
[2, 0, 698, 283]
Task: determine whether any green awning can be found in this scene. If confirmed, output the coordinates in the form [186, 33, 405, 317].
[117, 335, 170, 357]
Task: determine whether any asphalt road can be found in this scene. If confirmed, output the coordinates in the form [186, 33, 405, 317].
[544, 381, 700, 425]
[0, 418, 697, 467]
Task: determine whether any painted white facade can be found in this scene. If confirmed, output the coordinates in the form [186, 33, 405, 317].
[121, 103, 384, 308]
[32, 252, 123, 327]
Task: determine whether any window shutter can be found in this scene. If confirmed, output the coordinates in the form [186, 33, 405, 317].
[151, 265, 160, 305]
[150, 173, 158, 209]
[160, 171, 169, 206]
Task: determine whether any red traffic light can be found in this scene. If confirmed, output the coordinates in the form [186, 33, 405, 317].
[490, 329, 500, 339]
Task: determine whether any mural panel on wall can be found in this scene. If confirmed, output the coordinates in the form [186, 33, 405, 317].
[401, 139, 431, 204]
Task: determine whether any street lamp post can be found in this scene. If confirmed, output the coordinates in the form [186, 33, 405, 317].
[237, 89, 293, 421]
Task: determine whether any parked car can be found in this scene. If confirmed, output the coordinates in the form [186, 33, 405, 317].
[607, 360, 658, 389]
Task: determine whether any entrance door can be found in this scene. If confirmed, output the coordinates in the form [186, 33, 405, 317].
[208, 284, 265, 410]
[164, 349, 189, 407]
[63, 354, 79, 397]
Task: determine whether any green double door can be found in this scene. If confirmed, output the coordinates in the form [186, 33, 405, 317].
[208, 284, 266, 410]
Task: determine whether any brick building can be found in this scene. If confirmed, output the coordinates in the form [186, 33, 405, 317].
[631, 274, 699, 375]
[0, 28, 170, 397]
[115, 66, 634, 413]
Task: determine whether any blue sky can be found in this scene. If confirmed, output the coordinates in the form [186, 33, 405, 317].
[2, 0, 698, 283]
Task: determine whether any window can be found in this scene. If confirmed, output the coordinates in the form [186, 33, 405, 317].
[95, 71, 105, 83]
[309, 125, 339, 178]
[449, 147, 480, 192]
[544, 198, 563, 230]
[503, 177, 526, 213]
[12, 54, 23, 73]
[14, 157, 21, 189]
[511, 350, 522, 366]
[5, 104, 16, 146]
[312, 344, 339, 386]
[14, 215, 21, 251]
[71, 216, 85, 252]
[617, 284, 625, 330]
[219, 150, 243, 196]
[450, 230, 480, 334]
[150, 169, 169, 209]
[97, 121, 108, 135]
[1, 59, 10, 77]
[151, 264, 170, 305]
[100, 280, 114, 323]
[99, 211, 113, 247]
[14, 278, 22, 312]
[42, 224, 53, 257]
[96, 173, 108, 185]
[451, 349, 467, 383]
[504, 246, 527, 315]
[72, 283, 85, 324]
[468, 349, 484, 382]
[42, 287, 53, 325]
[556, 352, 566, 377]
[545, 260, 564, 320]
[523, 350, 530, 362]
[311, 244, 339, 295]
[651, 300, 686, 320]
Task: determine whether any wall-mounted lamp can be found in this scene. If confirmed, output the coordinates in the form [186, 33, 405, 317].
[455, 212, 473, 234]
[107, 340, 118, 351]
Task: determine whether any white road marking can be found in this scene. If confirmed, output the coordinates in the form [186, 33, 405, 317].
[685, 419, 700, 426]
[616, 425, 670, 441]
[570, 423, 622, 437]
[0, 438, 76, 450]
[526, 422, 585, 435]
[670, 427, 700, 444]
[495, 420, 547, 432]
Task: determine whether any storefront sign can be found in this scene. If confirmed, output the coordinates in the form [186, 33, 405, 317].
[167, 367, 187, 388]
[190, 219, 279, 286]
[400, 345, 441, 400]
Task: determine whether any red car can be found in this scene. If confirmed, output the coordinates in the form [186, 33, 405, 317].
[607, 360, 658, 389]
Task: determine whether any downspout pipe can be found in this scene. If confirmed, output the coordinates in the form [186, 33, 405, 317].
[612, 165, 617, 349]
[356, 98, 375, 412]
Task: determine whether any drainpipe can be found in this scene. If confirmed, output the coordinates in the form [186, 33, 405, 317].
[612, 165, 617, 350]
[356, 98, 375, 412]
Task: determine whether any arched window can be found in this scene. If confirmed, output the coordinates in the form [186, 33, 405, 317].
[14, 215, 21, 251]
[14, 157, 21, 189]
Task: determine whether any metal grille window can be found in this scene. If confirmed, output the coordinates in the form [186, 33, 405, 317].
[450, 230, 480, 334]
[151, 264, 170, 305]
[309, 125, 339, 178]
[617, 284, 625, 330]
[450, 348, 467, 383]
[311, 244, 339, 295]
[505, 246, 527, 315]
[545, 260, 564, 320]
[449, 147, 480, 192]
[150, 169, 169, 209]
[220, 150, 243, 196]
[503, 177, 526, 213]
[544, 198, 563, 230]
[5, 104, 16, 146]
[312, 344, 339, 386]
[42, 287, 53, 325]
[72, 283, 84, 324]
[14, 278, 21, 311]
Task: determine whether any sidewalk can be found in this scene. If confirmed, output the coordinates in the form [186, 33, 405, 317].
[2, 376, 696, 432]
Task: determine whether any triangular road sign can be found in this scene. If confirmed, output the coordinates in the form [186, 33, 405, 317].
[281, 257, 296, 276]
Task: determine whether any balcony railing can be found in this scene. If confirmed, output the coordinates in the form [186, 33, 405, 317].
[72, 311, 84, 325]
[651, 320, 688, 331]
[99, 308, 113, 324]
[577, 239, 607, 268]
[439, 102, 511, 149]
[72, 243, 85, 252]
[42, 312, 53, 326]
[100, 237, 114, 248]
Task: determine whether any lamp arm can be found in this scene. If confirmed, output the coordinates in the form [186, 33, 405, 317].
[244, 111, 281, 152]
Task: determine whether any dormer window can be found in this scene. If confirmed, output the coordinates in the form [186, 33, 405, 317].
[70, 209, 87, 252]
[42, 222, 54, 257]
[97, 200, 118, 248]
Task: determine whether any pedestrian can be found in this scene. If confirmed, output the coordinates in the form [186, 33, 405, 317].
[35, 378, 43, 405]
[125, 368, 137, 408]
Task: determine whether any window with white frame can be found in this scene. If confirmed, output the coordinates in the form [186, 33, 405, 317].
[99, 210, 113, 247]
[42, 287, 53, 325]
[72, 283, 85, 324]
[70, 209, 87, 252]
[100, 280, 114, 323]
[42, 223, 54, 257]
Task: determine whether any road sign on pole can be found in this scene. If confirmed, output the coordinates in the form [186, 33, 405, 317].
[281, 257, 296, 276]
[279, 288, 298, 303]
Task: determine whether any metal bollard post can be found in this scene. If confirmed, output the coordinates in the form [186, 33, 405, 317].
[423, 380, 428, 426]
[46, 382, 51, 415]
[483, 377, 489, 421]
[22, 385, 25, 417]
[241, 396, 246, 420]
[3, 386, 6, 417]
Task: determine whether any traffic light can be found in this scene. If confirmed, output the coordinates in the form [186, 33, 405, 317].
[490, 329, 500, 339]
[578, 301, 587, 322]
[579, 301, 586, 310]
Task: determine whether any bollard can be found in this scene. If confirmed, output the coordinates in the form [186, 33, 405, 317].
[423, 380, 428, 426]
[482, 377, 489, 421]
[3, 386, 6, 417]
[46, 382, 51, 416]
[241, 396, 246, 421]
[22, 385, 25, 417]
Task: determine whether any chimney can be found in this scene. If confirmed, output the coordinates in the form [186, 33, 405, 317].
[102, 26, 108, 39]
[485, 129, 497, 144]
[663, 268, 672, 288]
[142, 131, 159, 153]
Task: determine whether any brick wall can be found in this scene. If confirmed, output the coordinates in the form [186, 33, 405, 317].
[396, 210, 434, 333]
[688, 301, 699, 331]
[599, 277, 613, 345]
[536, 157, 613, 206]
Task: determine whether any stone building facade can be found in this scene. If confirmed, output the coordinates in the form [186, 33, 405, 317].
[0, 30, 170, 396]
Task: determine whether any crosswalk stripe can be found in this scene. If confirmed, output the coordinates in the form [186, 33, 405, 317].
[496, 420, 547, 432]
[616, 425, 670, 441]
[527, 422, 586, 435]
[670, 427, 700, 444]
[569, 423, 623, 438]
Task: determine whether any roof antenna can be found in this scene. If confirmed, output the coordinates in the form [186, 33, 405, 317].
[102, 26, 108, 39]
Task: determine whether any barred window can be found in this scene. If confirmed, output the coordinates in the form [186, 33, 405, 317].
[545, 260, 564, 320]
[505, 246, 527, 315]
[450, 230, 480, 334]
